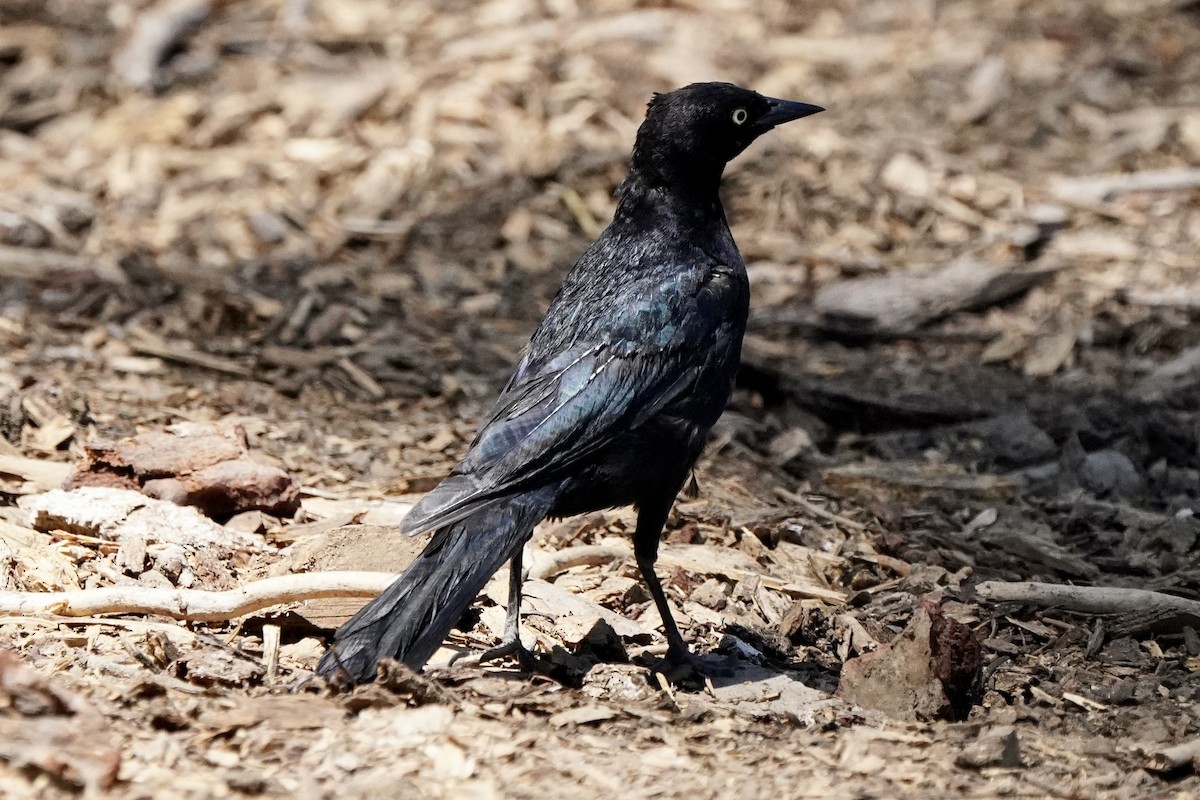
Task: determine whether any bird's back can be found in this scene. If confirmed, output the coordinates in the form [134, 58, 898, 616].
[403, 181, 749, 535]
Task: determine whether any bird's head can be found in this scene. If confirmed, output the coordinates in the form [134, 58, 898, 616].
[630, 82, 823, 195]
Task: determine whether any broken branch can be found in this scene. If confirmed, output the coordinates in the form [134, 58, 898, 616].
[976, 581, 1200, 636]
[0, 571, 394, 622]
[526, 545, 629, 581]
[1149, 737, 1200, 773]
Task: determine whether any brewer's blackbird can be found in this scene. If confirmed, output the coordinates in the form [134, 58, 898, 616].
[318, 82, 823, 684]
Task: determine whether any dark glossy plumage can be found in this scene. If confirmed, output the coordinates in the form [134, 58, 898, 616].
[318, 82, 823, 683]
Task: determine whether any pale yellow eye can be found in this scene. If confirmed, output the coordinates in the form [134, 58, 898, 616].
[732, 108, 748, 125]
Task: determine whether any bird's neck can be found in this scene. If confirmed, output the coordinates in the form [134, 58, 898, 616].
[613, 169, 727, 231]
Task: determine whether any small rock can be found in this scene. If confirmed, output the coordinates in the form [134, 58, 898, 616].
[690, 578, 728, 610]
[969, 413, 1056, 467]
[1006, 222, 1041, 249]
[226, 772, 271, 794]
[115, 536, 147, 576]
[332, 752, 361, 772]
[881, 152, 934, 198]
[137, 569, 174, 588]
[956, 56, 1009, 124]
[0, 212, 50, 248]
[225, 510, 268, 534]
[1078, 450, 1143, 499]
[1178, 110, 1200, 160]
[956, 726, 1022, 769]
[248, 210, 290, 244]
[154, 544, 189, 582]
[1027, 202, 1069, 230]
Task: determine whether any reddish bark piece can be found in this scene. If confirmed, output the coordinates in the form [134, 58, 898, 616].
[65, 422, 300, 518]
[835, 602, 982, 721]
[76, 422, 247, 477]
[0, 650, 120, 791]
[144, 459, 300, 519]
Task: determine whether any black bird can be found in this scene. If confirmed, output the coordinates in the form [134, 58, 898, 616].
[318, 82, 823, 683]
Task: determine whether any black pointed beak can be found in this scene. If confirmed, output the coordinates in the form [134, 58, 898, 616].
[757, 98, 824, 130]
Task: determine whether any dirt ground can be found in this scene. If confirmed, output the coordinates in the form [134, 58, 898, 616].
[2, 0, 1200, 797]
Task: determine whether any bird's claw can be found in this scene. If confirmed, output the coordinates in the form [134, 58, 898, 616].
[449, 637, 538, 670]
[654, 647, 738, 682]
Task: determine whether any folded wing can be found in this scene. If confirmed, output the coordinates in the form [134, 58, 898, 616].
[401, 263, 741, 537]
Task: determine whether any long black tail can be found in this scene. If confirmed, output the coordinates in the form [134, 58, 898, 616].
[316, 489, 555, 683]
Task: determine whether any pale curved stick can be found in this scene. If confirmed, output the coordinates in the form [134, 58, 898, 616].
[977, 580, 1200, 617]
[0, 571, 396, 622]
[526, 545, 629, 581]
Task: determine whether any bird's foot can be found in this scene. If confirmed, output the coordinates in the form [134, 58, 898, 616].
[652, 645, 738, 683]
[449, 637, 539, 671]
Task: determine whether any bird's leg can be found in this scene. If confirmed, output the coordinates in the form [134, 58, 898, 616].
[635, 501, 736, 678]
[633, 508, 689, 661]
[449, 549, 537, 670]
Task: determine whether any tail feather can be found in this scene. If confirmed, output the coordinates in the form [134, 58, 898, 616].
[316, 489, 554, 683]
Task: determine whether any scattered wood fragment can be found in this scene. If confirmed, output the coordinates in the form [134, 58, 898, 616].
[823, 462, 1021, 499]
[1123, 287, 1200, 310]
[976, 581, 1200, 636]
[23, 487, 264, 552]
[774, 487, 867, 532]
[0, 614, 198, 645]
[836, 603, 982, 722]
[1020, 310, 1080, 377]
[977, 525, 1099, 579]
[660, 543, 846, 603]
[526, 545, 628, 581]
[1148, 738, 1200, 773]
[1051, 167, 1200, 205]
[956, 726, 1022, 769]
[977, 581, 1200, 616]
[298, 496, 415, 526]
[0, 650, 120, 792]
[337, 357, 386, 400]
[1062, 691, 1106, 713]
[1133, 345, 1200, 404]
[66, 422, 301, 518]
[0, 571, 394, 621]
[111, 0, 211, 91]
[127, 336, 256, 378]
[487, 577, 655, 644]
[262, 623, 282, 680]
[954, 56, 1009, 125]
[20, 394, 76, 453]
[0, 245, 122, 284]
[0, 453, 71, 492]
[706, 664, 838, 723]
[0, 522, 80, 592]
[811, 259, 1055, 335]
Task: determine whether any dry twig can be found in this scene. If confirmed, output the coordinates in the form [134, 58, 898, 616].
[0, 571, 393, 622]
[1052, 167, 1200, 205]
[1148, 738, 1200, 773]
[526, 545, 629, 581]
[775, 487, 868, 531]
[977, 581, 1200, 636]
